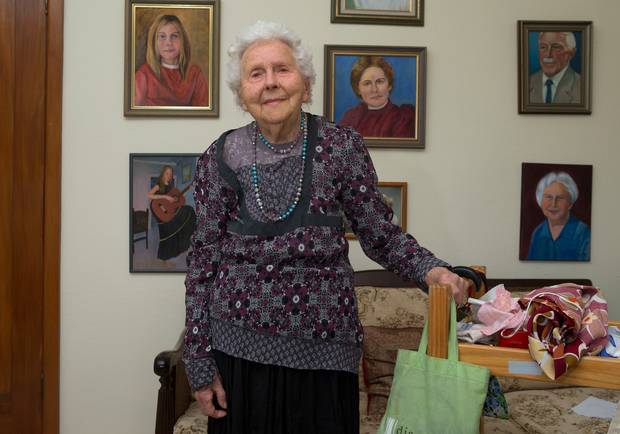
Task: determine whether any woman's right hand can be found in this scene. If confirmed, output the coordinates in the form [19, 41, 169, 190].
[164, 195, 176, 203]
[194, 375, 227, 418]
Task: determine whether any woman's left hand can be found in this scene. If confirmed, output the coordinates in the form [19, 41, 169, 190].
[424, 267, 469, 305]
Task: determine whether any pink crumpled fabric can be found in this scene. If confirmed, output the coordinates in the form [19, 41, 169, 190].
[476, 285, 527, 336]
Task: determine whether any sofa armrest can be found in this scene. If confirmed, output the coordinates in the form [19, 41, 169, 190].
[154, 349, 183, 377]
[155, 330, 189, 434]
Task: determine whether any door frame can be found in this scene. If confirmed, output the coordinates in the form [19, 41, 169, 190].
[43, 1, 63, 433]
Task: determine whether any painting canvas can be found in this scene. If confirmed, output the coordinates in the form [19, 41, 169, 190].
[325, 45, 426, 148]
[130, 153, 200, 272]
[519, 163, 592, 261]
[518, 20, 591, 114]
[345, 181, 407, 239]
[124, 0, 220, 117]
[331, 0, 423, 26]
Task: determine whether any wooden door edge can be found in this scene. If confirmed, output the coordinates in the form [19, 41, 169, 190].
[43, 1, 63, 434]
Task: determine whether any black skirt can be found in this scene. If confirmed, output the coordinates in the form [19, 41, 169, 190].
[156, 205, 196, 260]
[208, 350, 360, 434]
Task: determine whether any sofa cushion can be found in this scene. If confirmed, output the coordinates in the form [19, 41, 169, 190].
[505, 387, 619, 434]
[360, 414, 381, 434]
[355, 285, 427, 420]
[355, 285, 428, 328]
[358, 358, 368, 418]
[362, 325, 422, 418]
[482, 415, 530, 433]
[175, 386, 619, 434]
[174, 401, 208, 434]
[497, 376, 574, 393]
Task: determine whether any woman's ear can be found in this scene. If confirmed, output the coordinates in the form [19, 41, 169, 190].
[302, 80, 311, 103]
[239, 94, 248, 111]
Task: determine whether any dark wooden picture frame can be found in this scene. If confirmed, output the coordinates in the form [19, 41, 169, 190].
[324, 45, 426, 148]
[345, 181, 408, 240]
[518, 20, 592, 114]
[124, 0, 220, 117]
[130, 153, 200, 272]
[331, 0, 423, 26]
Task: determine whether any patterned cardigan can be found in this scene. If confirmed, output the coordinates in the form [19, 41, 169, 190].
[183, 115, 449, 392]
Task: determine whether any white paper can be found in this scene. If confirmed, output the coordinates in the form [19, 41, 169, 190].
[572, 396, 618, 420]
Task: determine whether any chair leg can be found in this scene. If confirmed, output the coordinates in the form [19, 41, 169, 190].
[155, 371, 176, 434]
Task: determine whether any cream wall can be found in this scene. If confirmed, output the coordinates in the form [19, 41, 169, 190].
[61, 0, 620, 433]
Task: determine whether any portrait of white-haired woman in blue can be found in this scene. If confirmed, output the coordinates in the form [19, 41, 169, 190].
[527, 171, 590, 261]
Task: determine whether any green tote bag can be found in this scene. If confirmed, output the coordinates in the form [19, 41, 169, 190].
[376, 300, 490, 434]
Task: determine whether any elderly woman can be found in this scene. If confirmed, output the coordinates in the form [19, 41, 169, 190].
[527, 171, 590, 261]
[338, 55, 415, 138]
[183, 21, 467, 434]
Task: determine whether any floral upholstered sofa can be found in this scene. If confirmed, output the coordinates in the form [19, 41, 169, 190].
[157, 271, 619, 434]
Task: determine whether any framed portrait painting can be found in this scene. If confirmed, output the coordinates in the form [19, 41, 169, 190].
[519, 162, 592, 262]
[345, 181, 408, 239]
[130, 153, 200, 272]
[324, 45, 426, 148]
[124, 0, 220, 117]
[331, 0, 423, 26]
[518, 20, 592, 114]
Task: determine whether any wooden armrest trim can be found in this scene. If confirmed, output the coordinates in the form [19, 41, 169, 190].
[459, 343, 620, 390]
[154, 349, 183, 378]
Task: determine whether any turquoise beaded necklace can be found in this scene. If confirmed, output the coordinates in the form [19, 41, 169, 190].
[251, 112, 308, 221]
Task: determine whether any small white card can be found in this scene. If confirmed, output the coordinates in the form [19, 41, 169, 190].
[572, 396, 618, 420]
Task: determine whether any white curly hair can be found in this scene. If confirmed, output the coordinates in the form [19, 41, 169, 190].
[226, 21, 316, 107]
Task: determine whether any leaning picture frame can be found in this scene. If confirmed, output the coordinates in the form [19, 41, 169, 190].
[129, 153, 200, 273]
[324, 45, 426, 148]
[345, 181, 408, 240]
[331, 0, 423, 26]
[519, 162, 592, 262]
[124, 0, 220, 117]
[518, 20, 592, 114]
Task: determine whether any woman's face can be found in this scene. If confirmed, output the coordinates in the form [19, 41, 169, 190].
[540, 181, 573, 225]
[358, 66, 391, 109]
[238, 39, 309, 130]
[163, 168, 173, 183]
[156, 22, 181, 65]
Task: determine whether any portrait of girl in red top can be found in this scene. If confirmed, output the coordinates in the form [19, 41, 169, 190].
[135, 14, 209, 107]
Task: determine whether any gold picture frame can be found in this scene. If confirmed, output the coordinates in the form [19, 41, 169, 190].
[124, 0, 220, 117]
[331, 0, 423, 26]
